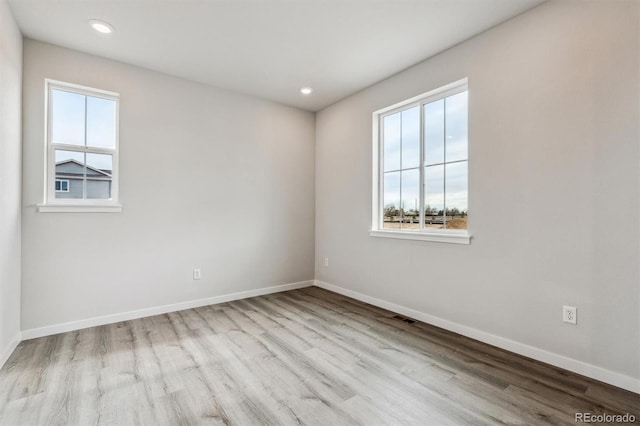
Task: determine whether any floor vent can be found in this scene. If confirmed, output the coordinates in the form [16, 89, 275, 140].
[393, 315, 416, 324]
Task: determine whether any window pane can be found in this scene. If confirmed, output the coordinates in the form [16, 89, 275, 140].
[424, 99, 444, 166]
[424, 164, 444, 229]
[87, 96, 117, 149]
[401, 168, 419, 230]
[401, 106, 420, 169]
[383, 113, 401, 172]
[86, 153, 113, 199]
[445, 161, 468, 230]
[383, 171, 400, 229]
[55, 180, 69, 191]
[54, 150, 84, 199]
[445, 91, 468, 163]
[51, 89, 85, 146]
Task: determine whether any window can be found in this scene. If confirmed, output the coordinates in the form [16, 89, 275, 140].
[39, 80, 121, 212]
[371, 79, 470, 244]
[55, 179, 69, 192]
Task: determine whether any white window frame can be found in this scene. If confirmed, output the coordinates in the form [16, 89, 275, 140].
[54, 179, 70, 192]
[38, 79, 122, 213]
[370, 78, 471, 244]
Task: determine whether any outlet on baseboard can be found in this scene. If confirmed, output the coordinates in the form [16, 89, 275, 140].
[324, 258, 329, 267]
[193, 268, 201, 280]
[563, 305, 577, 324]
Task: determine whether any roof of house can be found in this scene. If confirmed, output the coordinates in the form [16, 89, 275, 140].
[55, 159, 111, 178]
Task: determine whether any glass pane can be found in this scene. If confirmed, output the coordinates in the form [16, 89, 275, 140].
[54, 150, 84, 199]
[383, 113, 401, 172]
[86, 153, 113, 199]
[424, 99, 444, 166]
[445, 91, 468, 163]
[383, 171, 400, 229]
[445, 161, 468, 230]
[87, 96, 117, 149]
[401, 106, 420, 169]
[424, 165, 444, 229]
[401, 168, 419, 230]
[51, 89, 85, 146]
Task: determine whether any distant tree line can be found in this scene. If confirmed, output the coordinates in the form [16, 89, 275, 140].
[383, 204, 467, 218]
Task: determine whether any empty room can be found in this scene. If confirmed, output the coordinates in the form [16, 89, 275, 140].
[1, 0, 639, 424]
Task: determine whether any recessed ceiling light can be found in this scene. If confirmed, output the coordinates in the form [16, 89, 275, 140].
[300, 87, 313, 95]
[89, 19, 115, 34]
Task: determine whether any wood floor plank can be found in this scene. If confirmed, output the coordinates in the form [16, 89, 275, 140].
[1, 287, 638, 425]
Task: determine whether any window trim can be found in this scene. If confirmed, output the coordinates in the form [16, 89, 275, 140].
[370, 78, 471, 244]
[39, 79, 121, 213]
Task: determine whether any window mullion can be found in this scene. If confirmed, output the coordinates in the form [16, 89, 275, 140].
[422, 159, 466, 168]
[50, 143, 115, 155]
[385, 166, 419, 174]
[399, 111, 403, 228]
[378, 118, 384, 229]
[419, 103, 425, 231]
[443, 98, 447, 229]
[83, 96, 88, 200]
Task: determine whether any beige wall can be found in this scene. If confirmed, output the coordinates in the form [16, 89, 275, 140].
[315, 0, 639, 382]
[21, 40, 316, 330]
[0, 0, 22, 364]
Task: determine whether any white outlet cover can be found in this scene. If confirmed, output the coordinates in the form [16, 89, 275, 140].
[193, 268, 201, 280]
[563, 305, 577, 324]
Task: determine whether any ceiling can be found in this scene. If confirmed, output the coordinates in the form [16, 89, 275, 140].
[8, 0, 544, 111]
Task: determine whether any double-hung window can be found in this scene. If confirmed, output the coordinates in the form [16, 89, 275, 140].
[40, 79, 121, 212]
[371, 79, 470, 244]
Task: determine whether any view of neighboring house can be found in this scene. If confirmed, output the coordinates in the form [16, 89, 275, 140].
[55, 159, 111, 199]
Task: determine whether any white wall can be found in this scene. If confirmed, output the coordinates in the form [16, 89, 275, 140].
[21, 40, 315, 331]
[0, 0, 22, 366]
[315, 0, 639, 385]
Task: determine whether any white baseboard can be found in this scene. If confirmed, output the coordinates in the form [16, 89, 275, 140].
[0, 333, 21, 370]
[314, 280, 640, 394]
[21, 280, 314, 341]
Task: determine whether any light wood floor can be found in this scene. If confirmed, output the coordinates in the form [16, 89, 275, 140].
[0, 287, 638, 425]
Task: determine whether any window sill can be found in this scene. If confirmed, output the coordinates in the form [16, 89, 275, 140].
[369, 229, 471, 245]
[37, 204, 123, 213]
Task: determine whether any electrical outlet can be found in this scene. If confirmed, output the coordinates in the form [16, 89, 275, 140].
[563, 305, 577, 324]
[193, 268, 201, 280]
[324, 258, 329, 267]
